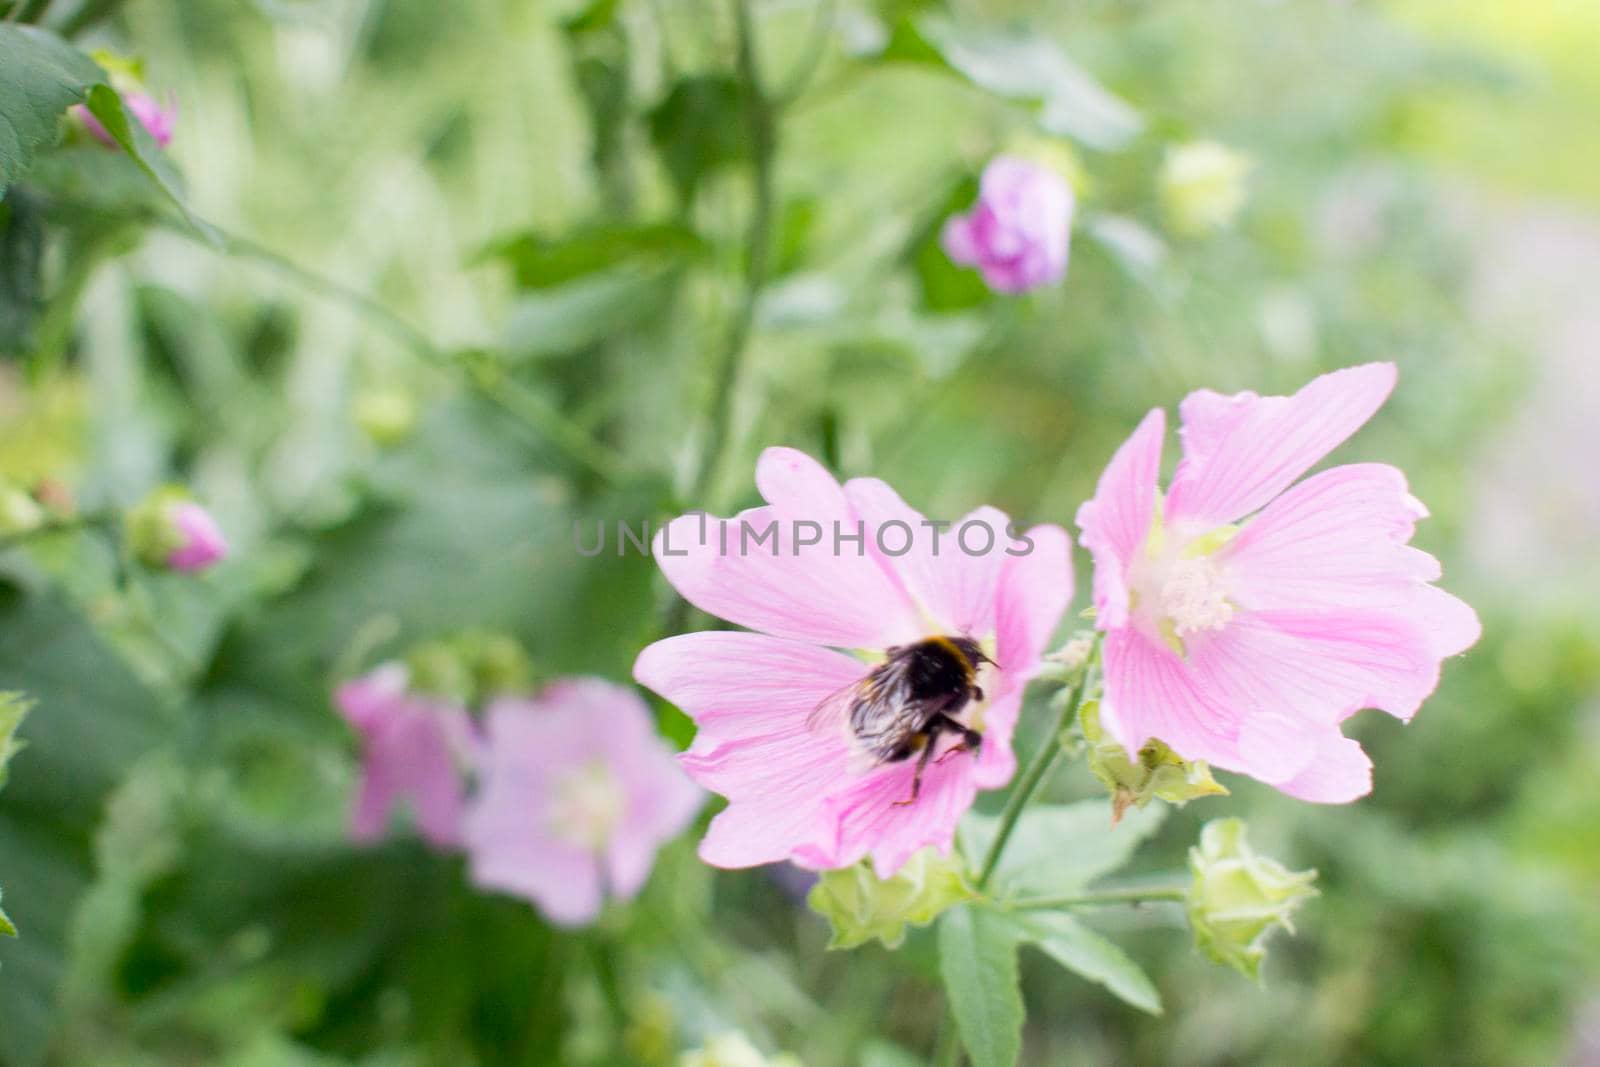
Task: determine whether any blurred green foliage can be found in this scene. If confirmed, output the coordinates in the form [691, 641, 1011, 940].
[0, 0, 1595, 1065]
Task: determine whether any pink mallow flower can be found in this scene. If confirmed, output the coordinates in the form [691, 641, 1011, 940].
[941, 155, 1075, 294]
[634, 448, 1074, 878]
[167, 501, 229, 572]
[462, 678, 702, 926]
[336, 664, 474, 849]
[1076, 363, 1480, 803]
[76, 92, 176, 150]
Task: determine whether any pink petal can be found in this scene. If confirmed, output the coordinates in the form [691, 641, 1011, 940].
[1166, 363, 1397, 527]
[993, 523, 1075, 676]
[1275, 730, 1373, 803]
[1223, 463, 1439, 611]
[469, 826, 603, 927]
[639, 632, 864, 868]
[1100, 627, 1238, 768]
[635, 632, 868, 749]
[844, 475, 1010, 638]
[941, 213, 981, 266]
[1189, 610, 1438, 725]
[1076, 408, 1165, 629]
[1395, 583, 1481, 659]
[653, 448, 922, 649]
[812, 754, 978, 877]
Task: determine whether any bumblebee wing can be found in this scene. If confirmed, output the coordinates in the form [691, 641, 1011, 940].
[805, 676, 864, 735]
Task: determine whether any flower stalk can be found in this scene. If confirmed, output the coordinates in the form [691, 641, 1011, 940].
[974, 635, 1100, 889]
[1008, 884, 1188, 910]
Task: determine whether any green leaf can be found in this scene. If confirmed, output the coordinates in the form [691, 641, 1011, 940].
[1007, 910, 1163, 1014]
[647, 74, 747, 204]
[886, 16, 1143, 151]
[481, 222, 704, 290]
[0, 23, 104, 195]
[961, 800, 1167, 897]
[0, 25, 216, 245]
[937, 904, 1023, 1067]
[0, 888, 13, 939]
[0, 588, 168, 1066]
[502, 270, 674, 360]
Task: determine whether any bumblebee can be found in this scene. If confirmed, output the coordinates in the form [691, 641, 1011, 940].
[809, 636, 991, 805]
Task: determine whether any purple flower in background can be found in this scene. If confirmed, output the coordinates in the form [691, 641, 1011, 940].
[942, 155, 1075, 293]
[76, 93, 177, 150]
[166, 501, 229, 572]
[463, 678, 702, 926]
[336, 664, 474, 849]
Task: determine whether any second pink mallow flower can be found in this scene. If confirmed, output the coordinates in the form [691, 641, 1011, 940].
[1075, 363, 1479, 803]
[462, 679, 703, 926]
[634, 448, 1074, 878]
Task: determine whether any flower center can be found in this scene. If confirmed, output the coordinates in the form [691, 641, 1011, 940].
[1159, 556, 1235, 637]
[549, 761, 625, 849]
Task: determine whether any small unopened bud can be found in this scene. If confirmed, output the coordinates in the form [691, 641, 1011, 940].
[1159, 141, 1252, 237]
[0, 484, 44, 535]
[807, 847, 972, 950]
[353, 386, 417, 447]
[127, 488, 229, 573]
[1186, 818, 1317, 980]
[1081, 700, 1227, 821]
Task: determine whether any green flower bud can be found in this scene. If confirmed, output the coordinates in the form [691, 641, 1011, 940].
[353, 386, 417, 448]
[1159, 141, 1253, 237]
[1081, 699, 1228, 821]
[807, 847, 973, 950]
[404, 639, 476, 705]
[679, 1033, 801, 1067]
[1186, 818, 1317, 980]
[466, 631, 533, 699]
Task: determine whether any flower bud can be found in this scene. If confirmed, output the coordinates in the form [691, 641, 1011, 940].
[679, 1033, 801, 1067]
[1159, 141, 1252, 237]
[942, 154, 1076, 294]
[127, 488, 229, 573]
[353, 386, 417, 448]
[72, 53, 176, 150]
[1081, 699, 1227, 821]
[0, 483, 44, 535]
[807, 847, 973, 950]
[1186, 818, 1317, 980]
[404, 639, 477, 705]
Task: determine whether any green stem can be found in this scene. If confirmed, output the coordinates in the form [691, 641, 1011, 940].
[687, 0, 776, 506]
[0, 512, 114, 551]
[58, 0, 120, 36]
[1009, 885, 1188, 910]
[975, 640, 1100, 889]
[136, 213, 634, 486]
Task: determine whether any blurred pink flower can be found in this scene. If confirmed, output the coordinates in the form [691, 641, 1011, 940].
[942, 155, 1075, 293]
[634, 447, 1073, 878]
[463, 678, 702, 926]
[336, 664, 474, 849]
[1076, 363, 1480, 802]
[76, 92, 176, 149]
[166, 501, 228, 572]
